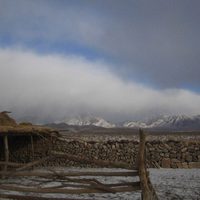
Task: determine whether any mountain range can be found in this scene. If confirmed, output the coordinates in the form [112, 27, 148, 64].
[123, 115, 200, 130]
[47, 114, 200, 131]
[54, 115, 116, 128]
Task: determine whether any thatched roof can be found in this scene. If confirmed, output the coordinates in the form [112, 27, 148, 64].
[0, 125, 59, 137]
[0, 111, 17, 126]
[0, 112, 59, 137]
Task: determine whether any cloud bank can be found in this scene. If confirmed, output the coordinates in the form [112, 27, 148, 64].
[0, 48, 200, 123]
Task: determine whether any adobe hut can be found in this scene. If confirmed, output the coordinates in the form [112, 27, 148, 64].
[0, 112, 59, 171]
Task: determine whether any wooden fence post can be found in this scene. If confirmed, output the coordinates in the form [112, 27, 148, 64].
[3, 135, 9, 171]
[138, 129, 150, 199]
[138, 129, 159, 200]
[30, 135, 35, 159]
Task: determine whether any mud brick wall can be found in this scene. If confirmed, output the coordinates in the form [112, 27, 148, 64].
[0, 136, 199, 168]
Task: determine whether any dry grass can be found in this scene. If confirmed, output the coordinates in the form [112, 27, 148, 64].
[0, 112, 59, 137]
[0, 125, 60, 138]
[19, 122, 33, 126]
[0, 112, 17, 126]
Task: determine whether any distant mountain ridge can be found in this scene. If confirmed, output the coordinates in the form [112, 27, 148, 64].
[55, 115, 116, 128]
[123, 115, 200, 130]
[47, 114, 200, 130]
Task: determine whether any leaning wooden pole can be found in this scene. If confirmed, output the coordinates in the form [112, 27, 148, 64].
[138, 129, 150, 199]
[50, 151, 132, 169]
[138, 129, 159, 200]
[30, 135, 35, 159]
[3, 135, 9, 172]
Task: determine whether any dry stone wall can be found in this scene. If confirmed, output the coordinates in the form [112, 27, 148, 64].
[146, 140, 200, 168]
[0, 136, 199, 168]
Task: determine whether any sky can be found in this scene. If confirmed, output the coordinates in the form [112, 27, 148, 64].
[0, 0, 200, 123]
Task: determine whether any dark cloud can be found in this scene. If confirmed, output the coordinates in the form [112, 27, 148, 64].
[0, 0, 199, 89]
[86, 0, 200, 89]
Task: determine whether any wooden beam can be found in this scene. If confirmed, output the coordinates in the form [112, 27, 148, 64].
[138, 129, 159, 200]
[0, 161, 24, 167]
[15, 156, 54, 172]
[138, 129, 150, 200]
[48, 170, 139, 177]
[51, 151, 133, 169]
[0, 194, 91, 200]
[30, 135, 35, 159]
[3, 135, 9, 171]
[0, 184, 140, 194]
[0, 170, 138, 177]
[103, 181, 141, 187]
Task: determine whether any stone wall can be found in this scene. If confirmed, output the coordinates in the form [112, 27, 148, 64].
[51, 139, 200, 168]
[50, 139, 139, 168]
[0, 136, 199, 168]
[146, 140, 200, 168]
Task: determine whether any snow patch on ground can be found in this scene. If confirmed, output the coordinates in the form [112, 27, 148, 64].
[150, 168, 200, 200]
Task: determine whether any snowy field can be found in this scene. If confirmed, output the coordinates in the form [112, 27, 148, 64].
[150, 168, 200, 200]
[0, 168, 200, 200]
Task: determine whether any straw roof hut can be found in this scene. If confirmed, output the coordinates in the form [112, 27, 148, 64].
[0, 112, 59, 172]
[0, 111, 59, 137]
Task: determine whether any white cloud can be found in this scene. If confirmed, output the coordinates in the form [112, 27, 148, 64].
[0, 48, 200, 123]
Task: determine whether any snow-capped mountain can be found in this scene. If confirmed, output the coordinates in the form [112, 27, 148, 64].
[57, 115, 116, 128]
[51, 114, 200, 130]
[123, 121, 148, 128]
[123, 115, 200, 130]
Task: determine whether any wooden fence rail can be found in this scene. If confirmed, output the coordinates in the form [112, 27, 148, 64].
[0, 129, 158, 200]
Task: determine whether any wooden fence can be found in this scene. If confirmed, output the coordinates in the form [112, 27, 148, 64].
[0, 129, 158, 200]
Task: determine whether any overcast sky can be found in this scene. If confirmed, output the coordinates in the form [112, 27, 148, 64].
[0, 0, 200, 123]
